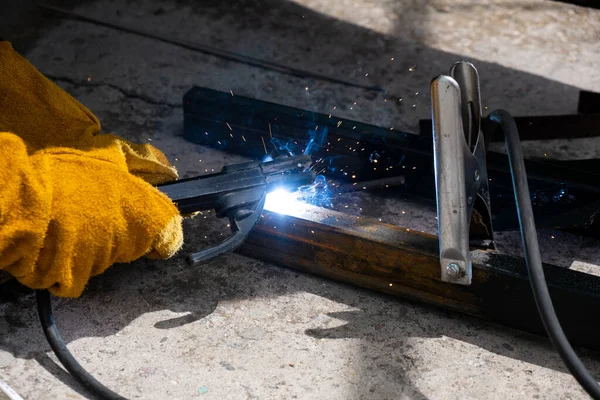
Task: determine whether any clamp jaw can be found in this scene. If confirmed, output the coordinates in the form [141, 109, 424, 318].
[158, 155, 315, 265]
[431, 61, 495, 285]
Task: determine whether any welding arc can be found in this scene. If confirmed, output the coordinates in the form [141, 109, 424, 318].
[492, 109, 600, 400]
[38, 4, 383, 93]
[36, 290, 127, 400]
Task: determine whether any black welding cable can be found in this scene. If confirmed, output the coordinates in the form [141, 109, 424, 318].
[36, 290, 128, 400]
[490, 109, 600, 400]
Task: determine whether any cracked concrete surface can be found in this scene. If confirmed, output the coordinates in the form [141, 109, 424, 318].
[1, 0, 600, 399]
[46, 75, 184, 108]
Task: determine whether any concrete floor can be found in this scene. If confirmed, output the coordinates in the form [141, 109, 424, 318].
[2, 0, 600, 399]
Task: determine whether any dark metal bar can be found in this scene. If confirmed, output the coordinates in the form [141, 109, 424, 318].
[182, 86, 600, 236]
[421, 113, 600, 142]
[578, 90, 600, 114]
[237, 204, 600, 350]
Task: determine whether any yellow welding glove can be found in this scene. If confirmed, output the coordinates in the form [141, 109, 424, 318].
[0, 41, 184, 297]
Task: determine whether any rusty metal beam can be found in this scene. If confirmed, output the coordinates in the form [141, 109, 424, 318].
[237, 204, 600, 350]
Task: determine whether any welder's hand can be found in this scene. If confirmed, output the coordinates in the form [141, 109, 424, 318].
[0, 41, 184, 297]
[0, 133, 183, 297]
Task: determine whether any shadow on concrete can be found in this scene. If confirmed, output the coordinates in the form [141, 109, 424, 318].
[2, 217, 599, 399]
[1, 0, 598, 399]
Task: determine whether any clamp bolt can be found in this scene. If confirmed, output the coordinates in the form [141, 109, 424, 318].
[446, 263, 461, 278]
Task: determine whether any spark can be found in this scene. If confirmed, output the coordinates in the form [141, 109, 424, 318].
[337, 121, 343, 128]
[268, 123, 272, 137]
[415, 92, 419, 95]
[365, 73, 369, 76]
[409, 65, 416, 72]
[333, 106, 337, 110]
[217, 141, 221, 145]
[305, 87, 309, 91]
[551, 235, 555, 239]
[402, 211, 406, 214]
[199, 160, 202, 162]
[175, 158, 178, 161]
[230, 90, 234, 96]
[226, 122, 232, 131]
[261, 136, 267, 154]
[389, 283, 393, 286]
[391, 57, 394, 61]
[147, 138, 152, 141]
[329, 114, 332, 118]
[544, 153, 548, 157]
[230, 133, 234, 138]
[352, 126, 356, 129]
[390, 127, 394, 131]
[412, 104, 416, 108]
[311, 230, 315, 234]
[87, 77, 91, 82]
[352, 175, 356, 179]
[205, 132, 208, 135]
[242, 136, 247, 142]
[337, 138, 342, 142]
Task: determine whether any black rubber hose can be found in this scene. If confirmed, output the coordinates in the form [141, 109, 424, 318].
[490, 109, 600, 399]
[36, 290, 128, 400]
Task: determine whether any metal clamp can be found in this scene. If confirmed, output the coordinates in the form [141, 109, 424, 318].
[431, 61, 494, 285]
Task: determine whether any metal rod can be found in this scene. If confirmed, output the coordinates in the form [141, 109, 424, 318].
[38, 4, 383, 93]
